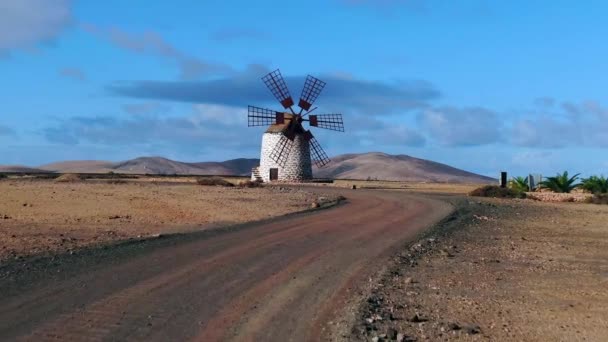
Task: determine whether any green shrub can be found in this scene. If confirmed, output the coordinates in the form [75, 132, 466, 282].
[580, 175, 608, 194]
[509, 176, 529, 192]
[469, 185, 526, 199]
[586, 194, 608, 205]
[540, 171, 580, 193]
[196, 176, 234, 187]
[0, 173, 6, 179]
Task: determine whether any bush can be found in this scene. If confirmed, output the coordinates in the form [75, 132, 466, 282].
[0, 173, 6, 179]
[586, 194, 608, 205]
[469, 185, 526, 199]
[580, 175, 608, 194]
[196, 176, 234, 187]
[540, 171, 580, 193]
[509, 176, 529, 192]
[55, 173, 83, 183]
[238, 180, 263, 188]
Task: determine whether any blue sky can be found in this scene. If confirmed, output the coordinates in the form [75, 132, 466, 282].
[1, 0, 607, 177]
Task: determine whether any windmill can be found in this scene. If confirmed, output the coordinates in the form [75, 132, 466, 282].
[248, 69, 344, 182]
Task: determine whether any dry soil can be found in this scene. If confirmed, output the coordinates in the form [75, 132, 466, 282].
[0, 178, 338, 263]
[353, 196, 608, 341]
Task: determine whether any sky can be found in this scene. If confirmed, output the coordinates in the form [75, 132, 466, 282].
[1, 0, 607, 177]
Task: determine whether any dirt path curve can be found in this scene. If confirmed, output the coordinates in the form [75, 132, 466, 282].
[0, 189, 452, 342]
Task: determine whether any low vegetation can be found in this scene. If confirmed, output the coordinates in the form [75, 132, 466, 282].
[0, 173, 6, 179]
[540, 171, 580, 193]
[196, 176, 235, 187]
[586, 194, 608, 205]
[238, 180, 263, 188]
[469, 185, 526, 198]
[580, 175, 608, 194]
[509, 176, 529, 192]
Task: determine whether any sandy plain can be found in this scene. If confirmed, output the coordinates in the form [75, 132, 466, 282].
[0, 176, 339, 263]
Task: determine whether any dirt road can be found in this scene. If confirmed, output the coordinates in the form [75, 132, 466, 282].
[0, 189, 452, 341]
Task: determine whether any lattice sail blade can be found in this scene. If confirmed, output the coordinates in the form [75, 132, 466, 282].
[262, 69, 294, 109]
[269, 134, 293, 167]
[307, 133, 331, 168]
[248, 105, 284, 127]
[308, 114, 344, 132]
[298, 75, 326, 111]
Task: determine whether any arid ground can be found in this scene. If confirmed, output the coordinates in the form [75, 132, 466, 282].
[0, 177, 340, 263]
[353, 196, 608, 341]
[1, 176, 607, 341]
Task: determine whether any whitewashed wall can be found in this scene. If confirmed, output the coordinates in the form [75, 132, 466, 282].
[258, 132, 312, 182]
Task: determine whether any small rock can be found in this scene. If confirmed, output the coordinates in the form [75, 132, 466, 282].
[409, 314, 428, 323]
[311, 201, 320, 209]
[448, 322, 461, 330]
[386, 327, 398, 340]
[465, 324, 481, 335]
[351, 185, 357, 189]
[404, 277, 416, 284]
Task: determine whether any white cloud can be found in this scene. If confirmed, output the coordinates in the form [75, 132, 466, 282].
[418, 106, 502, 146]
[0, 0, 72, 51]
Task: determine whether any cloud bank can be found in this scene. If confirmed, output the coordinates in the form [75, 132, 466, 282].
[0, 0, 72, 52]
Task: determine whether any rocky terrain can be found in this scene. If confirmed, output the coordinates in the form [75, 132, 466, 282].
[352, 196, 608, 341]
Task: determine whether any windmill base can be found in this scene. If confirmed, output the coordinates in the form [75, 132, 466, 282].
[257, 133, 313, 182]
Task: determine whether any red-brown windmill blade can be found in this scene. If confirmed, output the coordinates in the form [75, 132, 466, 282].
[308, 114, 344, 132]
[298, 75, 326, 114]
[303, 130, 331, 168]
[247, 105, 285, 127]
[262, 69, 295, 112]
[269, 133, 293, 167]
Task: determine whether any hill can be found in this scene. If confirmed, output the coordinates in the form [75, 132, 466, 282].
[0, 165, 51, 173]
[39, 157, 259, 176]
[313, 152, 495, 183]
[7, 153, 493, 183]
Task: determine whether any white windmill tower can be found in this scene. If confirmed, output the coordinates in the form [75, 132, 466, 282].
[248, 69, 345, 182]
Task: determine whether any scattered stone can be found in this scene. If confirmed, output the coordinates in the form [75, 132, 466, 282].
[409, 314, 428, 323]
[404, 277, 417, 284]
[386, 327, 398, 340]
[311, 201, 320, 209]
[465, 324, 481, 335]
[440, 249, 455, 258]
[448, 322, 462, 330]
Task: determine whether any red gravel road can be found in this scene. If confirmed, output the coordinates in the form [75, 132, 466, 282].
[0, 189, 452, 341]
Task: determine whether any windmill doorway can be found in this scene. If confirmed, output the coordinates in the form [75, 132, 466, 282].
[269, 168, 279, 181]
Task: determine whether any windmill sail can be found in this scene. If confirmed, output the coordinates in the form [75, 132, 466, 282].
[248, 106, 285, 126]
[308, 114, 344, 132]
[306, 132, 331, 168]
[269, 134, 293, 167]
[298, 75, 326, 112]
[262, 69, 294, 109]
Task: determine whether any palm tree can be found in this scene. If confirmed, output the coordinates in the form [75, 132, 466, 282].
[540, 171, 580, 193]
[580, 175, 608, 194]
[509, 176, 529, 192]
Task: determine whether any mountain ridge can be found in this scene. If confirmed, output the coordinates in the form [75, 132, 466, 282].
[1, 153, 495, 183]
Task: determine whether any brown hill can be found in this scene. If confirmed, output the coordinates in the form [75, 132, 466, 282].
[41, 160, 115, 173]
[24, 152, 493, 183]
[38, 157, 259, 176]
[313, 152, 495, 183]
[0, 165, 51, 173]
